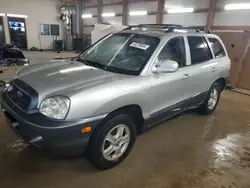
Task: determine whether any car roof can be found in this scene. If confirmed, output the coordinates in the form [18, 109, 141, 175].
[119, 24, 219, 39]
[119, 29, 219, 40]
[120, 29, 165, 37]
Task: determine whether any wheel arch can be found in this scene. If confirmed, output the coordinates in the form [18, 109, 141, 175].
[97, 104, 145, 134]
[213, 77, 226, 91]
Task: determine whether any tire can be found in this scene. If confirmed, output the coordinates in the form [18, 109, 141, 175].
[198, 82, 221, 115]
[87, 114, 136, 170]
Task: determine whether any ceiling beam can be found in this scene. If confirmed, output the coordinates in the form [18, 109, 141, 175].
[206, 0, 216, 29]
[212, 25, 250, 31]
[84, 0, 157, 8]
[84, 2, 123, 8]
[129, 0, 157, 2]
[84, 4, 97, 8]
[156, 0, 165, 24]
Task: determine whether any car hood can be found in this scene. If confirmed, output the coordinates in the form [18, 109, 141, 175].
[17, 60, 123, 100]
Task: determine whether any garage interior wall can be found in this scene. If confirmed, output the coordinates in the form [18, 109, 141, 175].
[82, 0, 250, 31]
[81, 0, 250, 90]
[0, 0, 63, 49]
[214, 0, 250, 26]
[82, 0, 210, 33]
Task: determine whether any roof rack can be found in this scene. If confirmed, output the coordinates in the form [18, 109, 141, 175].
[123, 24, 211, 34]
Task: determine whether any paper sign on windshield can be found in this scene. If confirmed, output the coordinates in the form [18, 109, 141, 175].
[129, 42, 150, 50]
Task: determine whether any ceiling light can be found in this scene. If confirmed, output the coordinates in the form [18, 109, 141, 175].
[0, 13, 5, 16]
[82, 14, 92, 18]
[102, 12, 115, 17]
[225, 3, 250, 10]
[168, 8, 194, 13]
[129, 11, 148, 16]
[7, 14, 28, 18]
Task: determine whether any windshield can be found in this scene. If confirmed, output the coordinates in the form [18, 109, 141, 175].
[79, 33, 160, 75]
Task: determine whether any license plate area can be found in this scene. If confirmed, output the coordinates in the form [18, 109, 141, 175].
[3, 110, 20, 132]
[2, 109, 44, 147]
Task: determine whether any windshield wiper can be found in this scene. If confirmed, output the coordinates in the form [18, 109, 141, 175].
[85, 60, 107, 69]
[75, 56, 91, 66]
[75, 58, 120, 73]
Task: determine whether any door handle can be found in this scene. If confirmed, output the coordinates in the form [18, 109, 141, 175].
[182, 74, 191, 80]
[212, 67, 217, 72]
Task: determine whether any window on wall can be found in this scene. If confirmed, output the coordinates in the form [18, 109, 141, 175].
[40, 24, 50, 35]
[40, 24, 59, 36]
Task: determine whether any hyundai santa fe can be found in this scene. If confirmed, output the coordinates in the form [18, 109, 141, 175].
[0, 24, 230, 170]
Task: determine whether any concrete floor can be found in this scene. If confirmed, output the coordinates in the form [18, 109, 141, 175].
[0, 90, 250, 188]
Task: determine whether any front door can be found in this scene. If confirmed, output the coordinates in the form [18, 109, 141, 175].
[147, 36, 192, 123]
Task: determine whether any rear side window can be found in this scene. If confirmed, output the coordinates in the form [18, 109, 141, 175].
[158, 37, 186, 67]
[208, 38, 226, 58]
[188, 36, 213, 65]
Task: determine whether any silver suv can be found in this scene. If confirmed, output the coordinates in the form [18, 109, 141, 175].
[1, 25, 230, 170]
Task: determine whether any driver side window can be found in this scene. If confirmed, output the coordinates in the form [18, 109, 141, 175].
[158, 37, 186, 68]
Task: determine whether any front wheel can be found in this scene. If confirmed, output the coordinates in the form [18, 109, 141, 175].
[87, 114, 136, 170]
[198, 82, 221, 115]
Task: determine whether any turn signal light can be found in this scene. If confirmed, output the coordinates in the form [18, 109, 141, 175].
[81, 126, 92, 133]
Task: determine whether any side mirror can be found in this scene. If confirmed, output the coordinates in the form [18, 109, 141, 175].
[152, 60, 179, 73]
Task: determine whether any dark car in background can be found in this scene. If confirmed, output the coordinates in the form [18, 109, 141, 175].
[0, 44, 29, 66]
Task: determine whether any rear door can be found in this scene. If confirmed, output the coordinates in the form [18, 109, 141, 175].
[184, 36, 219, 106]
[208, 37, 230, 82]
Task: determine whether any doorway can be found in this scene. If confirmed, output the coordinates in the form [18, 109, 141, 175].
[0, 16, 5, 46]
[8, 17, 27, 49]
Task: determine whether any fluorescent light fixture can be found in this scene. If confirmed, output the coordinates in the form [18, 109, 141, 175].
[82, 14, 92, 18]
[102, 12, 115, 17]
[0, 13, 5, 16]
[225, 3, 250, 10]
[129, 11, 148, 16]
[168, 8, 194, 13]
[7, 14, 28, 18]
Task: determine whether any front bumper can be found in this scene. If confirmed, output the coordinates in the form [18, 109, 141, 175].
[1, 89, 104, 156]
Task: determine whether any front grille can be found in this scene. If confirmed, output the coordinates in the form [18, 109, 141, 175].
[7, 86, 31, 109]
[6, 79, 38, 111]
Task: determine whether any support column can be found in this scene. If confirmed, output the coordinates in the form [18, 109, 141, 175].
[156, 0, 165, 24]
[97, 0, 103, 23]
[206, 0, 216, 30]
[79, 0, 83, 35]
[3, 16, 10, 43]
[122, 0, 128, 25]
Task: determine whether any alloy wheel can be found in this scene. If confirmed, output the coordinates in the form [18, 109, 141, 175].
[208, 88, 219, 110]
[102, 124, 130, 161]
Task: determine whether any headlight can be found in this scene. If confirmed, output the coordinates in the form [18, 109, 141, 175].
[39, 96, 70, 120]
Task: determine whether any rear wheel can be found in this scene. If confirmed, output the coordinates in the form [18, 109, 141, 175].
[87, 114, 136, 170]
[198, 82, 221, 115]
